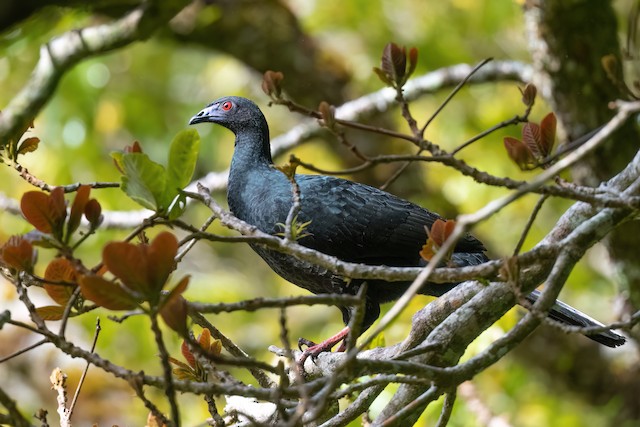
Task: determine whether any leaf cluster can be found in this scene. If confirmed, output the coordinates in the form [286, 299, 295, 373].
[112, 129, 200, 218]
[373, 42, 419, 89]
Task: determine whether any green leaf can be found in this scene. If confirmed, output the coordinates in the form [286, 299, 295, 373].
[166, 129, 200, 200]
[167, 192, 187, 220]
[119, 153, 167, 211]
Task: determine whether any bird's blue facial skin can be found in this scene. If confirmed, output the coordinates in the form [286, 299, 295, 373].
[189, 104, 219, 125]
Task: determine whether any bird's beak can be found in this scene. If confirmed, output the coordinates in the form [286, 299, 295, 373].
[188, 104, 217, 125]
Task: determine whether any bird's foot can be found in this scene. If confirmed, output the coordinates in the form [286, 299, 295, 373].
[297, 326, 350, 367]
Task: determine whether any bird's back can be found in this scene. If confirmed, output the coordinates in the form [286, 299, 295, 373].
[229, 169, 487, 300]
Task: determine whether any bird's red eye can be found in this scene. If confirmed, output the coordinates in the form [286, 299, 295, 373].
[221, 101, 233, 111]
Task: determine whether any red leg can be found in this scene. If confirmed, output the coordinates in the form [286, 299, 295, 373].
[298, 326, 350, 366]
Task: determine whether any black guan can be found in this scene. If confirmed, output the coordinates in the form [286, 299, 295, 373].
[189, 96, 625, 358]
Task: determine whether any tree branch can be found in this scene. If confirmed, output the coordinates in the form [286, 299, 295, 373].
[0, 1, 190, 144]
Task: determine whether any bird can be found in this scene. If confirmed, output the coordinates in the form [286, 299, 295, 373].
[189, 96, 626, 360]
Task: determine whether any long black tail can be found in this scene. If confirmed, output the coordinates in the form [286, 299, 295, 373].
[526, 289, 626, 348]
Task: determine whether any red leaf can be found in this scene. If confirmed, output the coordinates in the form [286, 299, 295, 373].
[79, 275, 138, 310]
[407, 47, 419, 78]
[102, 241, 149, 293]
[123, 141, 143, 154]
[381, 42, 407, 84]
[181, 340, 196, 368]
[44, 258, 77, 305]
[539, 112, 557, 157]
[504, 137, 534, 170]
[84, 199, 103, 227]
[67, 185, 91, 236]
[521, 122, 542, 159]
[146, 232, 178, 293]
[519, 83, 537, 107]
[1, 236, 35, 272]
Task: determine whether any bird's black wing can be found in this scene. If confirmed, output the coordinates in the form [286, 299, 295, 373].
[295, 175, 485, 267]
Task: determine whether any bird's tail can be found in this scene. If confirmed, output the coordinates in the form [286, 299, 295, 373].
[526, 289, 626, 348]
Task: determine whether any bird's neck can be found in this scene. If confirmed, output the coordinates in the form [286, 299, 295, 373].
[229, 127, 273, 194]
[229, 126, 273, 175]
[227, 126, 279, 220]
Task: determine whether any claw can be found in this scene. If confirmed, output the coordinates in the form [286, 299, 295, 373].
[298, 337, 317, 352]
[297, 326, 351, 368]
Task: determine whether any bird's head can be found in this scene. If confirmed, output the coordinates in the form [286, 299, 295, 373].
[189, 96, 267, 135]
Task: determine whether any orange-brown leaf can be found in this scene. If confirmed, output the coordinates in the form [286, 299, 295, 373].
[102, 242, 149, 293]
[17, 137, 40, 155]
[21, 191, 56, 233]
[209, 338, 222, 357]
[35, 305, 67, 321]
[160, 293, 188, 334]
[1, 236, 35, 272]
[146, 232, 178, 293]
[199, 328, 211, 352]
[49, 187, 67, 226]
[419, 239, 437, 262]
[68, 185, 91, 235]
[79, 275, 138, 310]
[44, 258, 77, 305]
[429, 219, 447, 247]
[169, 356, 192, 371]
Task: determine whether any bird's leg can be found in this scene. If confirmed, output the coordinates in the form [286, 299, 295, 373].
[297, 326, 351, 366]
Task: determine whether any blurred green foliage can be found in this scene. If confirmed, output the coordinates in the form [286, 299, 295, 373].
[0, 1, 630, 426]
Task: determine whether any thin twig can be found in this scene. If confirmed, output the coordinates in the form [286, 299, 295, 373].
[189, 294, 361, 314]
[379, 385, 440, 426]
[0, 338, 47, 363]
[130, 374, 171, 426]
[68, 318, 101, 420]
[435, 388, 457, 427]
[176, 214, 217, 262]
[149, 313, 180, 426]
[421, 58, 495, 136]
[513, 194, 549, 256]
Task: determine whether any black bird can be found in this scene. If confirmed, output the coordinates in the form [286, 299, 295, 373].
[189, 96, 625, 357]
